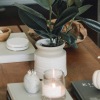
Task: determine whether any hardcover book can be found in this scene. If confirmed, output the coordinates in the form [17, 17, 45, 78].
[71, 80, 100, 100]
[7, 83, 73, 100]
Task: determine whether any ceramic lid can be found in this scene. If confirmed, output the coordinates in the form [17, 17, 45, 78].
[6, 37, 29, 51]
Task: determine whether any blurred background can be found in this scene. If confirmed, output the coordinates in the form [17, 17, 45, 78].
[0, 0, 99, 47]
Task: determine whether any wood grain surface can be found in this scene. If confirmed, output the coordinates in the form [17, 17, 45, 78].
[0, 25, 99, 100]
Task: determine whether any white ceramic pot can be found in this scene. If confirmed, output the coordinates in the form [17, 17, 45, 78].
[92, 70, 100, 89]
[24, 70, 40, 93]
[34, 39, 67, 79]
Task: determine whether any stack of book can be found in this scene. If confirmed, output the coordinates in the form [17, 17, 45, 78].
[71, 80, 100, 100]
[7, 83, 73, 100]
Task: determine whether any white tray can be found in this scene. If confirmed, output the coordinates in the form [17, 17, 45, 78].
[0, 32, 35, 63]
[7, 83, 73, 100]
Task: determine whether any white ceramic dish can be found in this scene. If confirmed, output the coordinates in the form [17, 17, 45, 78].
[6, 37, 29, 51]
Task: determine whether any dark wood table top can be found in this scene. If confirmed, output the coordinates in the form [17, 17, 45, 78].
[0, 25, 100, 100]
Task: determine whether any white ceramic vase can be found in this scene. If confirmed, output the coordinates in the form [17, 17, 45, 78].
[34, 39, 67, 79]
[24, 70, 40, 93]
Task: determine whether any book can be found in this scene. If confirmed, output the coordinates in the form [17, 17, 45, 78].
[71, 80, 100, 100]
[0, 32, 35, 63]
[7, 83, 73, 100]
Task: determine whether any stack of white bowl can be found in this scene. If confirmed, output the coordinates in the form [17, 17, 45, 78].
[6, 37, 29, 51]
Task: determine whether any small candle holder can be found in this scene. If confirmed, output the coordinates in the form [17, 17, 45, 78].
[42, 69, 66, 100]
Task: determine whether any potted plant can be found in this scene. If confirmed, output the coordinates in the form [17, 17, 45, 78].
[14, 0, 100, 79]
[14, 0, 100, 48]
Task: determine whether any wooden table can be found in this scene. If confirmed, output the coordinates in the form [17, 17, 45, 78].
[0, 25, 100, 100]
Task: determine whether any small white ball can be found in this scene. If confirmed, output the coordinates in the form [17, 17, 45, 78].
[92, 70, 100, 89]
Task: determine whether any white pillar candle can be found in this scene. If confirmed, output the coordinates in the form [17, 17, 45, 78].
[42, 82, 66, 98]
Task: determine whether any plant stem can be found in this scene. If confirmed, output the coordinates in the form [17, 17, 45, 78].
[66, 0, 69, 8]
[48, 0, 54, 46]
[56, 37, 59, 46]
[48, 0, 52, 33]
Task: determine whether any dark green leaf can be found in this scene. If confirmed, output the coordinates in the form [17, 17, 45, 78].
[18, 9, 48, 32]
[78, 17, 100, 33]
[61, 33, 72, 44]
[14, 3, 46, 20]
[54, 13, 76, 28]
[54, 6, 78, 29]
[67, 0, 74, 7]
[52, 0, 60, 6]
[52, 7, 78, 35]
[52, 27, 63, 36]
[35, 30, 51, 38]
[61, 32, 78, 48]
[77, 5, 92, 16]
[71, 42, 78, 48]
[61, 32, 77, 44]
[53, 0, 67, 16]
[68, 33, 78, 48]
[34, 0, 55, 10]
[35, 30, 57, 38]
[74, 0, 83, 7]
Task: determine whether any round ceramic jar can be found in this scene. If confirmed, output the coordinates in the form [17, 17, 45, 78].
[34, 39, 67, 79]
